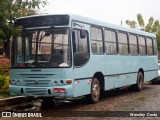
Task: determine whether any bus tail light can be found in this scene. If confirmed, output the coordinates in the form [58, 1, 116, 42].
[54, 88, 65, 93]
[66, 80, 72, 84]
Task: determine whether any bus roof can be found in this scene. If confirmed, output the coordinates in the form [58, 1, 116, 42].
[15, 14, 156, 38]
[69, 14, 156, 38]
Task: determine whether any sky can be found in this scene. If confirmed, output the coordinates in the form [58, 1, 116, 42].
[40, 0, 160, 27]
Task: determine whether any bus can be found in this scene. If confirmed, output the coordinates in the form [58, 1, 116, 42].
[9, 14, 158, 103]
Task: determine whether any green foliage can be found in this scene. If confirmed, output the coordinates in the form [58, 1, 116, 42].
[0, 0, 48, 58]
[0, 58, 10, 75]
[0, 75, 9, 95]
[0, 57, 10, 96]
[152, 20, 160, 33]
[126, 20, 137, 28]
[157, 33, 160, 51]
[0, 75, 5, 89]
[137, 13, 145, 27]
[145, 17, 154, 32]
[0, 66, 5, 75]
[0, 0, 48, 38]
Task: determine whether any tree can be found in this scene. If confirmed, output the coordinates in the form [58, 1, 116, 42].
[126, 13, 160, 51]
[0, 0, 48, 58]
[126, 20, 137, 28]
[137, 13, 145, 30]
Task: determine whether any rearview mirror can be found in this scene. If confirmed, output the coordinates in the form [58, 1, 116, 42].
[80, 29, 86, 38]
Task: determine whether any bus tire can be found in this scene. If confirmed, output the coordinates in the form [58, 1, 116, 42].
[88, 77, 100, 103]
[135, 72, 144, 91]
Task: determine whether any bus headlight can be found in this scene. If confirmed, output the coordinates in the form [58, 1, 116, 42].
[11, 79, 16, 85]
[54, 81, 58, 85]
[17, 80, 20, 85]
[60, 80, 64, 84]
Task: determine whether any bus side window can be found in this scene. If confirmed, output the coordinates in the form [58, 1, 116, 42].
[118, 32, 128, 55]
[153, 38, 158, 55]
[129, 34, 138, 55]
[72, 29, 90, 67]
[138, 36, 146, 55]
[146, 37, 154, 56]
[90, 27, 103, 54]
[105, 29, 117, 54]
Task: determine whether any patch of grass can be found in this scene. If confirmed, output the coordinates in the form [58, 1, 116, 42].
[0, 94, 10, 99]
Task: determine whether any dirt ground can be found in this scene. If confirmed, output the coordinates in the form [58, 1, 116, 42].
[1, 82, 160, 120]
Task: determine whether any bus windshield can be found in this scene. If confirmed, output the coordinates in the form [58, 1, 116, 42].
[11, 28, 71, 68]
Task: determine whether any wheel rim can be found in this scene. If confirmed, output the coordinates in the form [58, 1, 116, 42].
[139, 76, 143, 89]
[92, 83, 100, 99]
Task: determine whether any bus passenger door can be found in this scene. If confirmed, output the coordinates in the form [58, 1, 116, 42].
[72, 22, 91, 97]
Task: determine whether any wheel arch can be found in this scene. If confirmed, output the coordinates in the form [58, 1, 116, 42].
[93, 72, 105, 91]
[138, 68, 144, 79]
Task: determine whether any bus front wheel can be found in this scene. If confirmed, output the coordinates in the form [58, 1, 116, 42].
[87, 77, 100, 103]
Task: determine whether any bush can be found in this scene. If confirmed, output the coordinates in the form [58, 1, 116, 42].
[0, 75, 9, 95]
[0, 75, 5, 89]
[0, 57, 10, 75]
[0, 57, 10, 96]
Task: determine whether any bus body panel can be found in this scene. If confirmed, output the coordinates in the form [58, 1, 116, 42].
[73, 55, 106, 97]
[9, 85, 73, 97]
[9, 68, 74, 97]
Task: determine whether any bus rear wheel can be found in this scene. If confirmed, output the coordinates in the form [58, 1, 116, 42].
[88, 77, 100, 103]
[135, 72, 144, 91]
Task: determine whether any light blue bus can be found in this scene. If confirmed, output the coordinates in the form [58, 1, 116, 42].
[9, 14, 158, 103]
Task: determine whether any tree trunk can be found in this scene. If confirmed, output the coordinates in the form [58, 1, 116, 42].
[4, 39, 10, 59]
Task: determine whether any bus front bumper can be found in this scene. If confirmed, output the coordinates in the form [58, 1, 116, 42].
[9, 85, 73, 98]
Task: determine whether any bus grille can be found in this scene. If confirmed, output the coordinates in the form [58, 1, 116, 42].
[25, 88, 47, 95]
[23, 80, 51, 86]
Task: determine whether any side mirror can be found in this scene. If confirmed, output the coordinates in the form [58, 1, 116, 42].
[80, 29, 86, 38]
